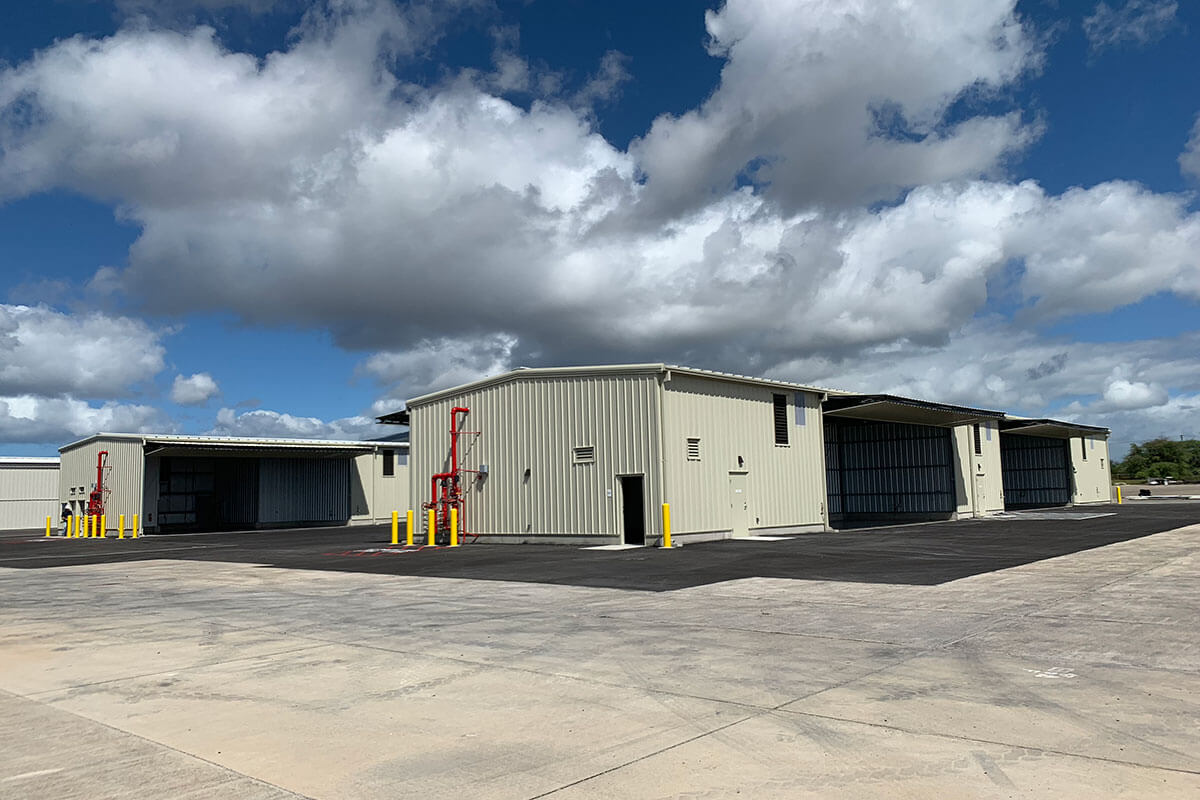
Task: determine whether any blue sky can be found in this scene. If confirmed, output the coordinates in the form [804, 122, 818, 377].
[1, 0, 1199, 458]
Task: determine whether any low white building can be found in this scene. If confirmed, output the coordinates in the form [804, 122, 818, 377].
[58, 434, 408, 535]
[0, 456, 61, 532]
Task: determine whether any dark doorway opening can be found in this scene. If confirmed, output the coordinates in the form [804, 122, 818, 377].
[619, 475, 645, 546]
[158, 457, 260, 533]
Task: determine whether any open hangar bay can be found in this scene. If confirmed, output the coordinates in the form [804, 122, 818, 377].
[1, 504, 1198, 798]
[56, 433, 408, 536]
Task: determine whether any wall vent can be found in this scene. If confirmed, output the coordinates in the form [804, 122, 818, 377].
[773, 394, 789, 445]
[573, 446, 595, 464]
[686, 438, 701, 461]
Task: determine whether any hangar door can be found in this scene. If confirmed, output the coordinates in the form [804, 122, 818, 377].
[154, 454, 352, 533]
[1000, 434, 1071, 509]
[825, 420, 957, 526]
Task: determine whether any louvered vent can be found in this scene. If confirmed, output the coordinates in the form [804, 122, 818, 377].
[686, 438, 701, 461]
[773, 394, 789, 445]
[573, 445, 595, 464]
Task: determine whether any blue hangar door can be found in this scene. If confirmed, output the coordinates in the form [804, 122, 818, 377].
[1000, 433, 1072, 509]
[824, 419, 957, 527]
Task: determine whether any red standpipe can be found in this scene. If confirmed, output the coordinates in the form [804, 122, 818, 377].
[87, 450, 109, 517]
[427, 407, 472, 541]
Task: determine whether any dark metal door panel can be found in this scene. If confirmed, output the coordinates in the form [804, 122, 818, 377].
[1001, 434, 1071, 509]
[825, 420, 956, 520]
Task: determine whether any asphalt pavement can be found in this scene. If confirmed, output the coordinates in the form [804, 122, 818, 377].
[1, 502, 1196, 590]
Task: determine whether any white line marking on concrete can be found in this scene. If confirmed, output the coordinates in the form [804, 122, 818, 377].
[582, 544, 643, 550]
[3, 768, 64, 782]
[1023, 666, 1077, 679]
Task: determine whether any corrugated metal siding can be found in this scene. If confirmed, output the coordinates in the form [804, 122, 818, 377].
[258, 457, 350, 524]
[351, 453, 373, 520]
[351, 451, 410, 522]
[409, 373, 661, 537]
[58, 438, 144, 533]
[1001, 434, 1071, 508]
[0, 465, 60, 530]
[663, 375, 825, 534]
[1070, 435, 1112, 505]
[825, 420, 956, 517]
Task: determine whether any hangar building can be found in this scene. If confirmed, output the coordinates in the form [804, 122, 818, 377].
[0, 456, 61, 531]
[391, 364, 1097, 546]
[58, 434, 408, 535]
[1000, 418, 1112, 509]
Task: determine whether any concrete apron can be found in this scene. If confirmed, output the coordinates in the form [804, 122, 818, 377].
[1, 523, 1198, 798]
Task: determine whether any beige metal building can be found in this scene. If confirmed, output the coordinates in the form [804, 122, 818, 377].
[395, 365, 1021, 545]
[0, 456, 61, 531]
[58, 434, 408, 535]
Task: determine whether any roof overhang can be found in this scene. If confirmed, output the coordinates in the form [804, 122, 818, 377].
[144, 442, 375, 459]
[823, 394, 1006, 427]
[1000, 418, 1109, 439]
[376, 409, 410, 425]
[143, 442, 374, 459]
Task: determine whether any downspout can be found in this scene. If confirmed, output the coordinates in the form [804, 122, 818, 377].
[815, 392, 830, 530]
[653, 369, 668, 544]
[140, 437, 148, 533]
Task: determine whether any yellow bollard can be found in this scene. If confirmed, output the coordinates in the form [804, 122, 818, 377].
[427, 509, 436, 546]
[85, 515, 91, 538]
[1116, 485, 1123, 505]
[132, 514, 139, 538]
[99, 514, 106, 538]
[68, 515, 75, 538]
[119, 514, 125, 539]
[391, 510, 399, 546]
[450, 507, 459, 547]
[46, 515, 52, 538]
[661, 503, 672, 548]
[406, 510, 414, 546]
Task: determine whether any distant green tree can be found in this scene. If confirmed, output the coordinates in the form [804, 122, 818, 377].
[1112, 438, 1200, 480]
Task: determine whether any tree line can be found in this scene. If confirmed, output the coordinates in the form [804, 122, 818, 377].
[1112, 438, 1200, 481]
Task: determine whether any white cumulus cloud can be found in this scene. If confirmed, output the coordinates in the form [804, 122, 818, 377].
[1100, 378, 1169, 410]
[0, 304, 166, 397]
[632, 0, 1038, 217]
[211, 407, 380, 439]
[170, 372, 220, 405]
[0, 395, 168, 445]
